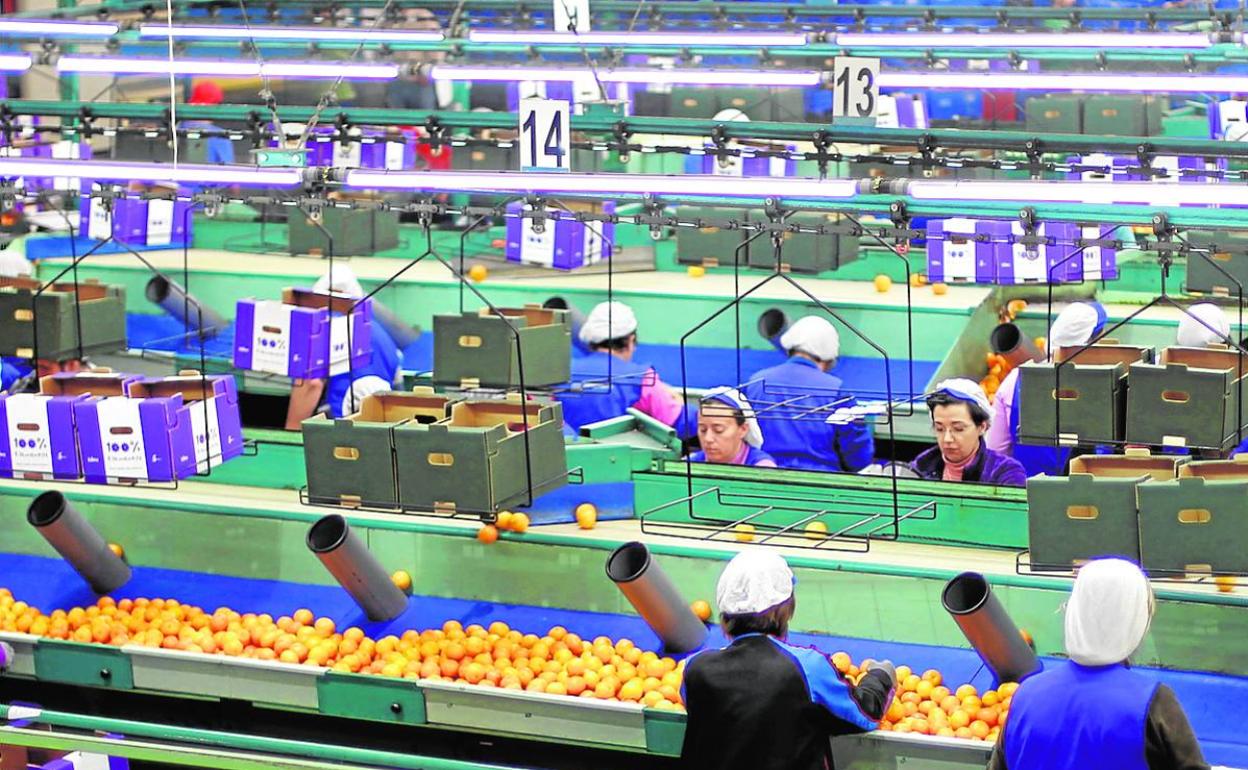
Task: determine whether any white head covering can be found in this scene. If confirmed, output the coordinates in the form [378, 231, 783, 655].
[716, 550, 795, 616]
[932, 378, 991, 416]
[341, 375, 391, 418]
[579, 301, 638, 346]
[1064, 558, 1153, 666]
[1177, 303, 1230, 347]
[1050, 302, 1107, 348]
[313, 264, 364, 298]
[712, 108, 750, 123]
[778, 316, 840, 364]
[0, 249, 31, 279]
[701, 386, 764, 448]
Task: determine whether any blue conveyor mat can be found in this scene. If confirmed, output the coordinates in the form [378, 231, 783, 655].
[126, 314, 940, 399]
[1, 553, 1244, 767]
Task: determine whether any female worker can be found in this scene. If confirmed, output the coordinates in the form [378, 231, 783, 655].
[741, 315, 874, 473]
[559, 301, 683, 433]
[690, 388, 776, 468]
[681, 550, 896, 770]
[989, 558, 1208, 770]
[911, 379, 1026, 486]
[987, 301, 1107, 476]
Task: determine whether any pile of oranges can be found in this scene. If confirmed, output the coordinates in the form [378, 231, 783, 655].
[832, 652, 1013, 743]
[0, 589, 684, 711]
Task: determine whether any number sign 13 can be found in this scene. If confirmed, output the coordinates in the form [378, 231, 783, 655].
[832, 57, 880, 119]
[519, 98, 571, 172]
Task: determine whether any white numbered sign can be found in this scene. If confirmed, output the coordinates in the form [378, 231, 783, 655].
[519, 98, 571, 172]
[554, 0, 590, 33]
[832, 56, 880, 119]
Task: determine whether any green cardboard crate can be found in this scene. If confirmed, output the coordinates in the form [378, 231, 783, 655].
[1138, 459, 1248, 575]
[1083, 96, 1162, 137]
[451, 142, 515, 172]
[0, 277, 126, 361]
[675, 207, 754, 267]
[1125, 346, 1248, 451]
[302, 388, 457, 508]
[769, 89, 807, 122]
[747, 213, 859, 274]
[1183, 231, 1248, 295]
[1025, 96, 1083, 135]
[433, 305, 572, 390]
[394, 397, 567, 514]
[669, 87, 720, 120]
[288, 206, 399, 257]
[1016, 344, 1151, 446]
[717, 88, 771, 120]
[1025, 452, 1181, 569]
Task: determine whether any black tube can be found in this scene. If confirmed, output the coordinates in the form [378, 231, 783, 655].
[307, 514, 407, 622]
[27, 491, 131, 595]
[606, 542, 707, 654]
[758, 308, 789, 353]
[370, 299, 421, 350]
[990, 322, 1044, 369]
[544, 297, 589, 354]
[942, 572, 1041, 684]
[145, 276, 228, 337]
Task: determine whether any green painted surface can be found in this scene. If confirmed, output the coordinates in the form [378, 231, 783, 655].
[34, 639, 134, 690]
[317, 672, 428, 726]
[642, 708, 686, 757]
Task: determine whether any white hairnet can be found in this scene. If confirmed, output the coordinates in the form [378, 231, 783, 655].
[712, 108, 750, 123]
[1177, 303, 1230, 347]
[932, 378, 991, 416]
[779, 316, 840, 363]
[0, 249, 31, 278]
[1065, 558, 1153, 667]
[1050, 302, 1107, 348]
[701, 386, 764, 448]
[314, 264, 365, 298]
[341, 375, 391, 418]
[579, 301, 638, 346]
[716, 550, 795, 616]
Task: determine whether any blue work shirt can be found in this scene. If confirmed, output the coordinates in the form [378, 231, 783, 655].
[326, 322, 402, 418]
[1, 357, 31, 392]
[560, 352, 652, 433]
[741, 356, 874, 473]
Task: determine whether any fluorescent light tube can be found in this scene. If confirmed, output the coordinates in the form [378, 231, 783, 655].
[834, 32, 1212, 49]
[430, 65, 821, 87]
[0, 158, 303, 187]
[0, 19, 119, 37]
[344, 170, 857, 199]
[138, 23, 443, 43]
[908, 179, 1230, 207]
[56, 56, 399, 80]
[0, 53, 32, 72]
[467, 30, 808, 47]
[880, 71, 1248, 94]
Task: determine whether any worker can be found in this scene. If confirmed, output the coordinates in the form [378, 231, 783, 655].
[283, 266, 402, 429]
[559, 301, 684, 433]
[740, 316, 874, 473]
[986, 301, 1107, 476]
[690, 388, 776, 468]
[681, 550, 897, 770]
[385, 9, 445, 110]
[184, 82, 235, 165]
[989, 558, 1208, 770]
[911, 379, 1027, 486]
[1177, 303, 1230, 348]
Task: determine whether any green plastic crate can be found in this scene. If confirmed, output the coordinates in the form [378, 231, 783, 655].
[288, 206, 399, 257]
[0, 277, 126, 361]
[1025, 96, 1083, 135]
[433, 306, 572, 390]
[302, 388, 457, 508]
[717, 88, 770, 120]
[1083, 96, 1162, 138]
[1138, 461, 1248, 575]
[1183, 231, 1248, 295]
[1125, 347, 1248, 451]
[394, 397, 567, 514]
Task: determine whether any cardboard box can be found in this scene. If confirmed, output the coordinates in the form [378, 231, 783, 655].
[450, 141, 515, 172]
[433, 305, 571, 389]
[669, 87, 720, 120]
[81, 192, 193, 248]
[504, 200, 616, 270]
[233, 289, 373, 380]
[1024, 96, 1083, 134]
[0, 277, 127, 361]
[675, 207, 753, 268]
[330, 130, 415, 170]
[925, 218, 1008, 284]
[287, 206, 399, 257]
[1026, 450, 1182, 569]
[394, 397, 567, 514]
[1082, 95, 1159, 138]
[302, 387, 457, 507]
[1070, 225, 1120, 282]
[1125, 346, 1248, 450]
[1183, 231, 1248, 296]
[1017, 344, 1152, 447]
[1138, 458, 1248, 575]
[747, 213, 859, 274]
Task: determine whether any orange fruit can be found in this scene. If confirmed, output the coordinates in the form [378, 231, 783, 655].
[937, 727, 956, 738]
[894, 665, 912, 682]
[910, 718, 929, 735]
[954, 684, 978, 700]
[915, 680, 934, 700]
[734, 523, 755, 542]
[901, 674, 921, 692]
[477, 524, 499, 544]
[690, 600, 712, 622]
[961, 695, 982, 713]
[931, 282, 948, 295]
[108, 543, 125, 559]
[976, 707, 1000, 728]
[574, 503, 598, 529]
[618, 678, 645, 702]
[981, 690, 1000, 707]
[511, 513, 530, 534]
[830, 652, 852, 674]
[949, 709, 971, 730]
[909, 273, 926, 288]
[997, 682, 1019, 699]
[954, 726, 973, 740]
[293, 609, 314, 626]
[940, 695, 960, 714]
[1006, 299, 1028, 317]
[804, 521, 829, 540]
[873, 274, 892, 293]
[468, 264, 488, 283]
[887, 699, 905, 722]
[969, 720, 991, 740]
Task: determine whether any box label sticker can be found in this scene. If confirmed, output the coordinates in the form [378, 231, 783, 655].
[938, 218, 979, 282]
[146, 199, 175, 246]
[4, 395, 53, 474]
[250, 301, 294, 376]
[94, 397, 148, 480]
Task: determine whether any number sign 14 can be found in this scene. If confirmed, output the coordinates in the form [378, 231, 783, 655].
[519, 98, 571, 172]
[832, 56, 880, 119]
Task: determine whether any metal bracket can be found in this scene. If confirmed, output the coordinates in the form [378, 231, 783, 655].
[1017, 206, 1039, 235]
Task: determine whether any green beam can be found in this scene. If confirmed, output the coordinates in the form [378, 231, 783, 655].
[0, 704, 522, 770]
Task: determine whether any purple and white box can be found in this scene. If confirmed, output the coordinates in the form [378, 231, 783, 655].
[81, 191, 193, 247]
[999, 222, 1082, 285]
[0, 393, 82, 480]
[1111, 155, 1223, 185]
[926, 218, 1009, 284]
[1066, 153, 1118, 182]
[233, 289, 373, 379]
[1211, 100, 1248, 141]
[332, 130, 415, 170]
[505, 201, 616, 270]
